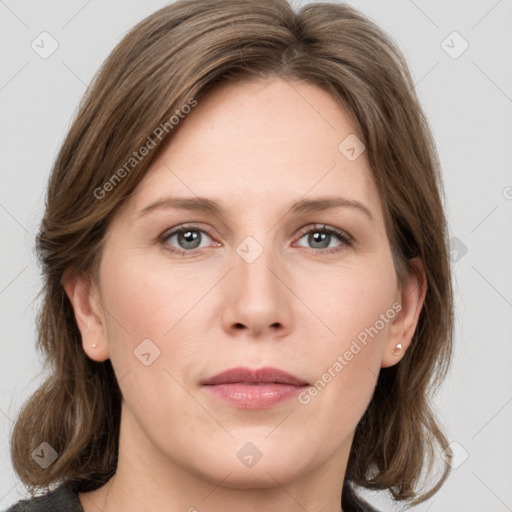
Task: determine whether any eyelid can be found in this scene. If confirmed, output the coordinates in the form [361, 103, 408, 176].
[158, 222, 220, 254]
[294, 223, 353, 245]
[160, 222, 216, 241]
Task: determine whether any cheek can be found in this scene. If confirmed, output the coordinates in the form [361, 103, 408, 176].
[97, 255, 204, 424]
[98, 254, 202, 347]
[302, 250, 397, 349]
[296, 253, 396, 418]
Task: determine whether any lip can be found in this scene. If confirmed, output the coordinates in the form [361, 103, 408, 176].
[201, 366, 309, 409]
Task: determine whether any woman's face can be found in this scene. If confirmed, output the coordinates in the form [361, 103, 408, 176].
[76, 78, 420, 490]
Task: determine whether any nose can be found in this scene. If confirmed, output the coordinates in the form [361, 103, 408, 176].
[221, 242, 293, 339]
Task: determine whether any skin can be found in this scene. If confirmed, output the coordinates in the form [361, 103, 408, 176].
[64, 77, 426, 512]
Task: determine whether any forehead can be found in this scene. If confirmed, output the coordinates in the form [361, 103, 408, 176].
[128, 78, 382, 222]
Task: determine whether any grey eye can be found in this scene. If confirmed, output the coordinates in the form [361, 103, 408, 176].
[296, 229, 344, 250]
[165, 229, 212, 251]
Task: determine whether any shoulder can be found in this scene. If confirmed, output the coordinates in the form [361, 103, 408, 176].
[5, 482, 83, 512]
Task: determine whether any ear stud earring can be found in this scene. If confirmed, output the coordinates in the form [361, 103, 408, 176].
[391, 343, 402, 355]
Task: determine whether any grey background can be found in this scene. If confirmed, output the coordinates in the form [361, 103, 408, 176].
[1, 0, 511, 510]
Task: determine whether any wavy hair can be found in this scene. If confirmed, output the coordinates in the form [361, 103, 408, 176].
[10, 0, 454, 507]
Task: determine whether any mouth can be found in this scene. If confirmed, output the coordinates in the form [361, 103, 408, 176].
[201, 366, 309, 409]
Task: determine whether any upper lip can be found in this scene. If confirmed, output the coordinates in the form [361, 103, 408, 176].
[201, 366, 309, 386]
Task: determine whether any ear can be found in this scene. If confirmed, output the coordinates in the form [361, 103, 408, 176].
[62, 270, 110, 362]
[381, 257, 427, 368]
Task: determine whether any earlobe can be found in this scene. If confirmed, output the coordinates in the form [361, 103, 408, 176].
[381, 258, 427, 368]
[390, 343, 403, 356]
[61, 270, 110, 362]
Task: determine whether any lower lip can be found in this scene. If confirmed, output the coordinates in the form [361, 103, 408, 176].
[203, 383, 306, 409]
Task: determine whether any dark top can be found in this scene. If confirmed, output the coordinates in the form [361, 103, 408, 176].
[5, 482, 83, 511]
[5, 480, 379, 511]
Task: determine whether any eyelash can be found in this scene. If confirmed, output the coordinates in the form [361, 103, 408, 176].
[159, 223, 353, 257]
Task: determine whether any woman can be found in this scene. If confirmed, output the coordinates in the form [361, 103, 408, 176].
[7, 0, 454, 510]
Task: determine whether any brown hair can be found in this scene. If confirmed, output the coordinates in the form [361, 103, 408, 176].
[10, 0, 454, 507]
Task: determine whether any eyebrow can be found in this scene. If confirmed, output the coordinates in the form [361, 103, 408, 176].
[137, 195, 374, 222]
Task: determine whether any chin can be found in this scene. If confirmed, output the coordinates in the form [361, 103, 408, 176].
[203, 459, 306, 490]
[184, 439, 318, 489]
